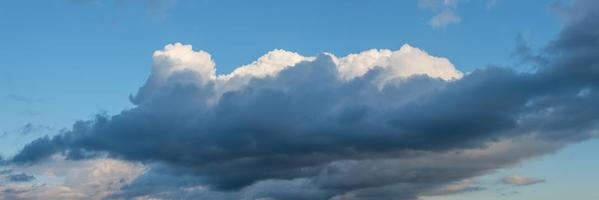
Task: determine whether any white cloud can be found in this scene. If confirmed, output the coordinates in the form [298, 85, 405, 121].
[158, 43, 459, 90]
[333, 44, 462, 86]
[152, 43, 216, 83]
[220, 49, 310, 80]
[215, 49, 313, 95]
[179, 43, 462, 83]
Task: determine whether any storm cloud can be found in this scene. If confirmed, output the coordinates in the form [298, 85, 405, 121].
[6, 0, 599, 199]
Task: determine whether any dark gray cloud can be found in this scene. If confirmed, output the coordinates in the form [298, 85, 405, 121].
[8, 0, 599, 199]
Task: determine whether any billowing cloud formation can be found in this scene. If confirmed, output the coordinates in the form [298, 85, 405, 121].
[6, 0, 599, 199]
[133, 43, 461, 104]
[501, 176, 545, 186]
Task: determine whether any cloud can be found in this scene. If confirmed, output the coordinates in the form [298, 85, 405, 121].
[501, 176, 545, 186]
[7, 173, 36, 182]
[146, 0, 177, 18]
[418, 0, 461, 28]
[1, 123, 54, 138]
[5, 0, 599, 199]
[512, 35, 549, 67]
[430, 10, 461, 28]
[18, 123, 54, 135]
[333, 44, 462, 82]
[423, 179, 483, 196]
[132, 42, 462, 105]
[0, 169, 11, 175]
[419, 0, 503, 28]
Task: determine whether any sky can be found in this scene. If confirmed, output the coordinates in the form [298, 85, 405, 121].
[1, 0, 598, 199]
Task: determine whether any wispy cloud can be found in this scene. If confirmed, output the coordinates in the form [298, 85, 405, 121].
[512, 34, 548, 67]
[1, 123, 54, 137]
[501, 176, 545, 186]
[419, 0, 503, 28]
[486, 0, 502, 10]
[5, 94, 44, 104]
[17, 123, 54, 135]
[424, 179, 483, 196]
[418, 0, 461, 28]
[7, 173, 36, 183]
[430, 10, 461, 27]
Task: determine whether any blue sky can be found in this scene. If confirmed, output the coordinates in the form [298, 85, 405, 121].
[1, 0, 598, 199]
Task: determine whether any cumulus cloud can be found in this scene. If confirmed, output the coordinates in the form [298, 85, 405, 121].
[132, 42, 461, 106]
[5, 0, 599, 199]
[333, 44, 462, 82]
[501, 176, 545, 186]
